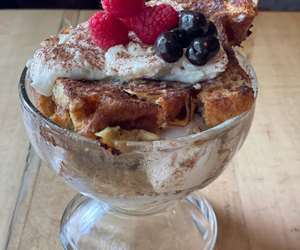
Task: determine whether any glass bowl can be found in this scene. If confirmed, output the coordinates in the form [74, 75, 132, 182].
[19, 51, 257, 250]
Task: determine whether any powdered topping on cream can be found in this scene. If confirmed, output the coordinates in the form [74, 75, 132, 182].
[27, 21, 228, 96]
[105, 42, 167, 80]
[106, 42, 228, 84]
[27, 22, 106, 96]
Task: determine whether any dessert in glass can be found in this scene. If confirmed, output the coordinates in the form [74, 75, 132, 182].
[19, 0, 258, 249]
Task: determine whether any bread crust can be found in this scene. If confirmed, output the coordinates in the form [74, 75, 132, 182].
[198, 50, 255, 127]
[48, 79, 195, 138]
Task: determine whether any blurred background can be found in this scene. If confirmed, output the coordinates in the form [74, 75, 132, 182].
[0, 0, 300, 10]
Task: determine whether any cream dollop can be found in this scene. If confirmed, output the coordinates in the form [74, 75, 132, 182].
[27, 22, 228, 96]
[27, 22, 106, 96]
[105, 42, 228, 84]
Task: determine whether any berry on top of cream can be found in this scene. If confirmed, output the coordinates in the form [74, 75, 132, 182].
[26, 0, 228, 96]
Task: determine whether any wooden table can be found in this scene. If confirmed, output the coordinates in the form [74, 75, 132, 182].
[0, 10, 299, 250]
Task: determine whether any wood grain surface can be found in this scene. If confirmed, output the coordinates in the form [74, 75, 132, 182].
[0, 10, 63, 249]
[0, 10, 299, 250]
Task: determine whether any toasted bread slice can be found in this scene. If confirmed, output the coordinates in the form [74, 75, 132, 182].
[198, 50, 254, 127]
[150, 0, 257, 46]
[124, 81, 196, 127]
[51, 79, 195, 138]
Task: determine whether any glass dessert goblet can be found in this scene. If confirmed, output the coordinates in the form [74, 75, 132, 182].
[19, 52, 257, 250]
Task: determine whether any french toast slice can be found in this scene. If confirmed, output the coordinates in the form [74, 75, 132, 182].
[50, 79, 195, 138]
[149, 0, 257, 46]
[198, 50, 255, 127]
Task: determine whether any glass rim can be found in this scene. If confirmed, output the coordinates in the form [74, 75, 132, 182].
[19, 51, 258, 148]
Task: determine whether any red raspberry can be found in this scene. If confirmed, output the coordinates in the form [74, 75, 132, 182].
[89, 11, 129, 50]
[102, 0, 145, 18]
[123, 4, 179, 45]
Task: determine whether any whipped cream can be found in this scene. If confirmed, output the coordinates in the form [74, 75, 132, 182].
[27, 23, 106, 96]
[105, 41, 166, 81]
[106, 42, 228, 84]
[27, 22, 228, 96]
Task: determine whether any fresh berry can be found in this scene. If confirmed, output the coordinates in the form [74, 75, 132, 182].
[170, 28, 190, 48]
[204, 21, 218, 37]
[186, 36, 220, 66]
[102, 0, 145, 18]
[123, 4, 179, 44]
[89, 11, 129, 50]
[179, 11, 208, 38]
[155, 31, 183, 63]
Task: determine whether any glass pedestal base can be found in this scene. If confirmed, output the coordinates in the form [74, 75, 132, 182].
[60, 194, 217, 250]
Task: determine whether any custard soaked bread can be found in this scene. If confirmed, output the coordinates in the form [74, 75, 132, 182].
[50, 79, 195, 138]
[199, 49, 254, 127]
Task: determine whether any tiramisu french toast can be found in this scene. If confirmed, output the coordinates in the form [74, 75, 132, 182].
[27, 0, 257, 143]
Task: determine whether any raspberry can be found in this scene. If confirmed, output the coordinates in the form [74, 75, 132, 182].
[123, 4, 179, 45]
[102, 0, 145, 18]
[89, 11, 129, 50]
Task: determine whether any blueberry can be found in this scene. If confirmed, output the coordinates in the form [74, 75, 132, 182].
[179, 11, 208, 38]
[155, 32, 183, 63]
[186, 36, 220, 66]
[170, 28, 190, 48]
[205, 21, 218, 37]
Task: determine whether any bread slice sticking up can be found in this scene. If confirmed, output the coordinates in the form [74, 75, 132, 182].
[198, 49, 255, 127]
